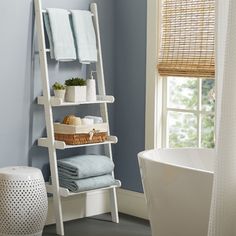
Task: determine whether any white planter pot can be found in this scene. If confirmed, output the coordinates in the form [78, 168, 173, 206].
[65, 86, 87, 102]
[54, 89, 66, 101]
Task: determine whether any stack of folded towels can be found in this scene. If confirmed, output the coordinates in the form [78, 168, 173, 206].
[56, 155, 120, 192]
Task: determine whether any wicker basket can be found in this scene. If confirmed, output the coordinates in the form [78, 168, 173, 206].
[55, 132, 108, 145]
[54, 123, 108, 145]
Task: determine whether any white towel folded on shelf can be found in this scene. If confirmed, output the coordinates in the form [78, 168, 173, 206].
[45, 8, 76, 61]
[71, 10, 97, 64]
[85, 116, 103, 124]
[81, 118, 94, 125]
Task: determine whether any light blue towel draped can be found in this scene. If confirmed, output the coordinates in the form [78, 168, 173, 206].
[59, 174, 120, 193]
[71, 10, 97, 64]
[57, 155, 114, 180]
[44, 8, 76, 61]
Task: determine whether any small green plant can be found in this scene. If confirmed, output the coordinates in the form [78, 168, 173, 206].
[52, 82, 66, 90]
[65, 78, 87, 86]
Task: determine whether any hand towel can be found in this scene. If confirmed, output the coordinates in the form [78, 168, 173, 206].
[58, 174, 120, 193]
[81, 118, 94, 125]
[57, 155, 114, 179]
[85, 116, 103, 124]
[71, 10, 97, 64]
[44, 8, 76, 61]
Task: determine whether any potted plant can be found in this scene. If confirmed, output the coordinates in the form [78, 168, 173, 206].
[52, 82, 66, 101]
[65, 78, 87, 102]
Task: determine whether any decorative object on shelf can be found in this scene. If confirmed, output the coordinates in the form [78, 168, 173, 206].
[63, 115, 82, 125]
[54, 115, 108, 145]
[52, 82, 66, 101]
[86, 71, 97, 101]
[0, 166, 48, 236]
[65, 78, 87, 102]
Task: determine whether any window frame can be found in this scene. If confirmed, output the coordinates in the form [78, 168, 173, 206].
[145, 0, 216, 149]
[145, 0, 161, 149]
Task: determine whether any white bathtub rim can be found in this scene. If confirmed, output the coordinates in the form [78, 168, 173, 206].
[138, 148, 215, 175]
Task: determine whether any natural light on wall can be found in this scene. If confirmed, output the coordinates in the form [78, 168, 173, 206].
[157, 0, 215, 148]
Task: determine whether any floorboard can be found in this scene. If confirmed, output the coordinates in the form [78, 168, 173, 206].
[43, 213, 151, 236]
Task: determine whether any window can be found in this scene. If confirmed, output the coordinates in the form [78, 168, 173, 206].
[162, 76, 215, 148]
[156, 0, 215, 149]
[145, 0, 216, 149]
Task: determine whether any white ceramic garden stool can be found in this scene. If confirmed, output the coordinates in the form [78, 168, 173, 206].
[0, 166, 48, 236]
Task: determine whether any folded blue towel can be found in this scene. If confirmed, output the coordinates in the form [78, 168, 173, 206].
[59, 174, 120, 193]
[44, 9, 76, 61]
[71, 10, 97, 64]
[58, 155, 114, 180]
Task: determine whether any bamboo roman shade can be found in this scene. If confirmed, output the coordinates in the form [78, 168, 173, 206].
[157, 0, 215, 77]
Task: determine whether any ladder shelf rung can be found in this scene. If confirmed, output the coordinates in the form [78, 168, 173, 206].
[41, 9, 94, 17]
[46, 181, 121, 198]
[37, 95, 115, 106]
[38, 136, 118, 150]
[41, 9, 70, 15]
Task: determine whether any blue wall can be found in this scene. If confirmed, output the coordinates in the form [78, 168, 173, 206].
[0, 0, 147, 193]
[113, 0, 147, 192]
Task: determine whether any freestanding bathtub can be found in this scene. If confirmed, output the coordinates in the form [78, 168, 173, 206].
[138, 149, 214, 236]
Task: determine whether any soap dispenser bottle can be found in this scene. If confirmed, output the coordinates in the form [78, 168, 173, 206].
[86, 71, 97, 101]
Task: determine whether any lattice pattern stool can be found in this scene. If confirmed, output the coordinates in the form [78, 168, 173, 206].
[0, 166, 48, 236]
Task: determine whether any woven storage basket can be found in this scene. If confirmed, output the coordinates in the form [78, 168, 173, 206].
[54, 123, 108, 145]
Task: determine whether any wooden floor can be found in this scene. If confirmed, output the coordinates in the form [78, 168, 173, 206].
[43, 213, 151, 236]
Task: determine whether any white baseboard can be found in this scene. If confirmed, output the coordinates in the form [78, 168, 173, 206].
[46, 188, 149, 225]
[117, 189, 149, 220]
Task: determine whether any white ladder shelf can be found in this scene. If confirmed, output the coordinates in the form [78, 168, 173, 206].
[34, 0, 119, 235]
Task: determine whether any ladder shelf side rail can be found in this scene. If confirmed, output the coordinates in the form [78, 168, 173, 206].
[34, 0, 64, 234]
[91, 3, 119, 223]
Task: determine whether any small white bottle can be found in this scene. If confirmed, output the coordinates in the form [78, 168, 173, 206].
[86, 71, 97, 102]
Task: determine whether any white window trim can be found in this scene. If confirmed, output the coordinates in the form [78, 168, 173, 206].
[145, 0, 161, 149]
